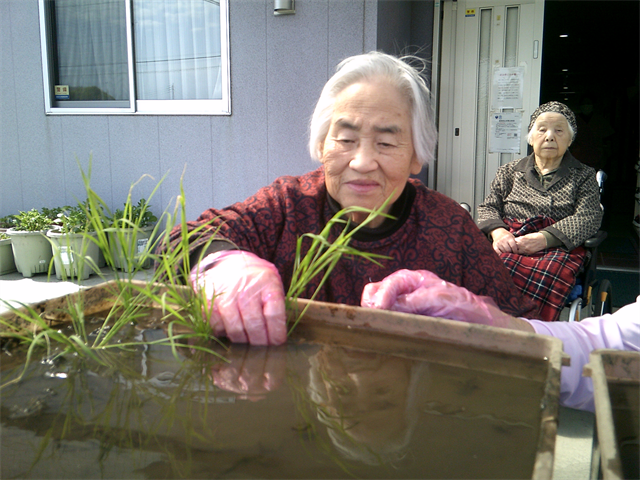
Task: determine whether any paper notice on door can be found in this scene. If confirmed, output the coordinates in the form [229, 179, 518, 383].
[489, 112, 522, 153]
[492, 67, 524, 110]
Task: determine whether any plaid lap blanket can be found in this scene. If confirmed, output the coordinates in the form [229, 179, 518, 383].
[500, 216, 587, 322]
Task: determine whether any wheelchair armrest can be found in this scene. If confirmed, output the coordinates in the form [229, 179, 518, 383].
[584, 230, 607, 249]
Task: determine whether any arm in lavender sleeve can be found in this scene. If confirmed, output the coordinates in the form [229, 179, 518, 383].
[526, 297, 640, 412]
[362, 272, 639, 412]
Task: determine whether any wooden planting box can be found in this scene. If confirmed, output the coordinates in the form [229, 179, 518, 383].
[0, 281, 566, 479]
[584, 349, 640, 480]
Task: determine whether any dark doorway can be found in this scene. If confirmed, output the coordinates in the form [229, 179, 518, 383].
[540, 0, 639, 277]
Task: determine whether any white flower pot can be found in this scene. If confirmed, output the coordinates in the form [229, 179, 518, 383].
[107, 225, 155, 272]
[47, 230, 100, 280]
[0, 238, 17, 275]
[6, 228, 54, 278]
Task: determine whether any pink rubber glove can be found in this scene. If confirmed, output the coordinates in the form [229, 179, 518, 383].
[190, 250, 287, 345]
[211, 344, 286, 401]
[361, 269, 515, 328]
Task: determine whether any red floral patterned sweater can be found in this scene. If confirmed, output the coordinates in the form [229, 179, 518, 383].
[163, 167, 539, 318]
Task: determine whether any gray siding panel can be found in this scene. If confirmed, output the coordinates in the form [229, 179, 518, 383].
[108, 117, 162, 212]
[0, 1, 23, 215]
[60, 116, 113, 207]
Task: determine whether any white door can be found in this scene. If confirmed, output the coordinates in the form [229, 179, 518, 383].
[435, 0, 545, 216]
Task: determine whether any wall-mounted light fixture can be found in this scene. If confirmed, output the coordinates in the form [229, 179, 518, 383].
[274, 0, 295, 16]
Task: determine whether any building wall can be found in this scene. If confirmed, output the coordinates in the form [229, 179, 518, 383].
[1, 0, 433, 222]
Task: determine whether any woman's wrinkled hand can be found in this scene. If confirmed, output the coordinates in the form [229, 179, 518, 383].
[361, 269, 517, 329]
[514, 232, 547, 255]
[492, 228, 547, 255]
[189, 251, 288, 346]
[490, 228, 518, 254]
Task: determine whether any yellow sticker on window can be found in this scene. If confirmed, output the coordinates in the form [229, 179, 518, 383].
[55, 85, 69, 100]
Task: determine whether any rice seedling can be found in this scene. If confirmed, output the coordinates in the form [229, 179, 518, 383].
[286, 199, 393, 335]
[1, 155, 393, 387]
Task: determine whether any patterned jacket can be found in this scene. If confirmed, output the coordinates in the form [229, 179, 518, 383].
[164, 167, 539, 318]
[477, 152, 603, 250]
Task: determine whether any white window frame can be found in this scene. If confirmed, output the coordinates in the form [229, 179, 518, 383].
[38, 0, 231, 115]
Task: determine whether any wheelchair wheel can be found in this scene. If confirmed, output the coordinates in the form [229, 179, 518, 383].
[595, 279, 613, 316]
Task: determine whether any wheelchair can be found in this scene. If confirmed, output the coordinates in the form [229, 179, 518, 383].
[566, 170, 613, 322]
[566, 229, 613, 322]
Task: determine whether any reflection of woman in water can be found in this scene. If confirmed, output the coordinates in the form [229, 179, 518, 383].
[307, 346, 427, 466]
[207, 342, 427, 467]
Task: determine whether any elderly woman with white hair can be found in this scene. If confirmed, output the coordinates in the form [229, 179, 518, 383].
[477, 101, 603, 321]
[162, 51, 537, 345]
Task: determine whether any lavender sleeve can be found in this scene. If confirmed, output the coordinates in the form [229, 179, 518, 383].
[526, 297, 640, 412]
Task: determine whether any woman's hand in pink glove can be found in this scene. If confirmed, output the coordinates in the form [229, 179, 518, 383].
[190, 251, 288, 345]
[361, 269, 518, 329]
[211, 344, 286, 401]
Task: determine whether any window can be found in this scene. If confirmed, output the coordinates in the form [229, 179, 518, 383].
[39, 0, 230, 115]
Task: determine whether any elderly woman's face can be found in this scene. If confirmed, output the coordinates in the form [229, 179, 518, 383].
[529, 112, 572, 165]
[320, 79, 421, 227]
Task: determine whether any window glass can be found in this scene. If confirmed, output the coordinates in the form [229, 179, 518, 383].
[52, 0, 129, 103]
[134, 0, 222, 100]
[40, 0, 229, 114]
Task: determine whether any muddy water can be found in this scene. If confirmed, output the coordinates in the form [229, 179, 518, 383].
[1, 320, 548, 479]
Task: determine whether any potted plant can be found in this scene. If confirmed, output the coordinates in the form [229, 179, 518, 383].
[108, 198, 158, 272]
[0, 232, 17, 275]
[46, 203, 101, 281]
[40, 206, 66, 224]
[6, 209, 54, 278]
[0, 216, 17, 276]
[0, 215, 16, 233]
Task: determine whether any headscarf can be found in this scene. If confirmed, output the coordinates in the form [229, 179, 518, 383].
[528, 101, 578, 137]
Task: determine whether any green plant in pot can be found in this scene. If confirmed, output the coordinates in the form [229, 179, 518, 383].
[108, 198, 158, 273]
[6, 209, 54, 278]
[40, 206, 66, 224]
[0, 215, 17, 232]
[46, 202, 101, 281]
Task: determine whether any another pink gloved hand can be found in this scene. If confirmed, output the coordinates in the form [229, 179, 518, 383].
[189, 250, 288, 345]
[361, 269, 515, 328]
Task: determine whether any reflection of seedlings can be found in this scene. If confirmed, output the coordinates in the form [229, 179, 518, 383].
[1, 338, 224, 479]
[8, 397, 46, 419]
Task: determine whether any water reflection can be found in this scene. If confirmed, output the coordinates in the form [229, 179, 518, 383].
[306, 346, 426, 467]
[1, 325, 544, 479]
[210, 344, 286, 401]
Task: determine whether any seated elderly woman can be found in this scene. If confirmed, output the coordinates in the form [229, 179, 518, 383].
[161, 51, 537, 345]
[477, 101, 603, 322]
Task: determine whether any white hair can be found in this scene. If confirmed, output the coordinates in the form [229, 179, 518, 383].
[308, 51, 437, 166]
